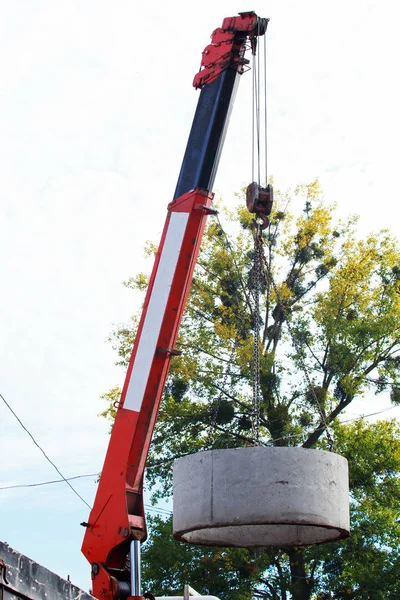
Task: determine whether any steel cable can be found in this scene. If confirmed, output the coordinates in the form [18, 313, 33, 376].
[0, 392, 92, 509]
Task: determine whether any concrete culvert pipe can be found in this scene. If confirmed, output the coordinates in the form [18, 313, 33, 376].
[173, 447, 350, 547]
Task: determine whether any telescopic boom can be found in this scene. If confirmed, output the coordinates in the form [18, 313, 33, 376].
[81, 12, 269, 600]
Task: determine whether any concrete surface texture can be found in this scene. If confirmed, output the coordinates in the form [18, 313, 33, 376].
[173, 447, 350, 547]
[0, 541, 93, 600]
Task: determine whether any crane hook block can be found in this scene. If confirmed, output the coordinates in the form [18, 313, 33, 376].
[246, 182, 273, 216]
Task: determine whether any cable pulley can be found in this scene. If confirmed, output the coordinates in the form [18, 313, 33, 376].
[246, 182, 274, 229]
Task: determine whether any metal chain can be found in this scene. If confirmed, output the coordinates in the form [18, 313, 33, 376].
[249, 20, 265, 446]
[263, 31, 268, 184]
[251, 220, 264, 445]
[205, 337, 238, 449]
[251, 50, 256, 183]
[207, 212, 268, 448]
[258, 238, 335, 451]
[205, 210, 265, 450]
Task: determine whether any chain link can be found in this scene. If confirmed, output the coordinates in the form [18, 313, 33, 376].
[257, 238, 335, 451]
[205, 337, 238, 449]
[251, 219, 264, 445]
[205, 209, 265, 449]
[205, 211, 334, 451]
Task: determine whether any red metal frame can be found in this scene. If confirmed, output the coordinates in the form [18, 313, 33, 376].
[82, 11, 268, 600]
[82, 189, 213, 599]
[193, 11, 262, 89]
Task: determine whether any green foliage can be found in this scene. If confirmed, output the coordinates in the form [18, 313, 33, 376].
[102, 181, 400, 599]
[142, 515, 273, 600]
[98, 386, 120, 426]
[142, 420, 400, 599]
[390, 385, 400, 405]
[310, 420, 400, 599]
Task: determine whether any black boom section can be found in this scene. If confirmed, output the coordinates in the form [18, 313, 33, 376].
[173, 67, 240, 200]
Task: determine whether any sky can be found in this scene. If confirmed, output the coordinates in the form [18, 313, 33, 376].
[1, 0, 400, 594]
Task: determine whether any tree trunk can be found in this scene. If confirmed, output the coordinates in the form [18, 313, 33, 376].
[286, 548, 314, 600]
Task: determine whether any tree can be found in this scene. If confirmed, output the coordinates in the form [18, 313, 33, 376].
[311, 419, 400, 599]
[101, 181, 400, 599]
[141, 514, 272, 600]
[141, 419, 400, 600]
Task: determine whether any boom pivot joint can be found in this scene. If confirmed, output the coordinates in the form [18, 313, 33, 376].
[193, 11, 269, 89]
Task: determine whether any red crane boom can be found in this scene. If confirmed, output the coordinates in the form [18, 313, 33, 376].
[81, 12, 270, 600]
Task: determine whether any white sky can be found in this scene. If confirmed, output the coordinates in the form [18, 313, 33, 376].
[1, 0, 400, 593]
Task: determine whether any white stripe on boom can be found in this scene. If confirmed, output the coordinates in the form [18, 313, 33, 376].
[123, 211, 189, 412]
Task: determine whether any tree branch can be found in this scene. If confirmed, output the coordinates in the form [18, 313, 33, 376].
[302, 394, 353, 448]
[209, 382, 249, 409]
[256, 578, 280, 599]
[301, 336, 324, 371]
[263, 244, 274, 346]
[274, 557, 288, 600]
[212, 423, 262, 446]
[178, 343, 232, 363]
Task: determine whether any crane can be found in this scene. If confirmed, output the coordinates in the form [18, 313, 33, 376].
[81, 12, 272, 600]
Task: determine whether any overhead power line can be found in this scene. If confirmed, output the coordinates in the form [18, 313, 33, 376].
[340, 405, 398, 423]
[0, 472, 172, 516]
[0, 392, 92, 509]
[0, 473, 100, 491]
[1, 404, 396, 495]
